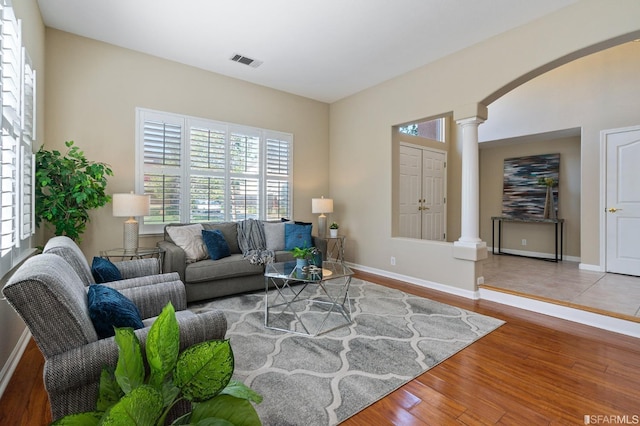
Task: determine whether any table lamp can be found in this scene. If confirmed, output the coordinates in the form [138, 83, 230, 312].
[112, 192, 151, 253]
[312, 196, 333, 238]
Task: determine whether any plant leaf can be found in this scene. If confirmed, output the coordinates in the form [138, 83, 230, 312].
[147, 302, 180, 388]
[114, 327, 145, 395]
[191, 395, 261, 426]
[192, 419, 234, 426]
[50, 412, 102, 425]
[97, 366, 124, 411]
[99, 385, 163, 425]
[220, 380, 263, 404]
[174, 340, 234, 402]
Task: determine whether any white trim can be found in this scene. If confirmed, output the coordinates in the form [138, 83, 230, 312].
[0, 328, 30, 400]
[579, 262, 604, 272]
[480, 288, 640, 338]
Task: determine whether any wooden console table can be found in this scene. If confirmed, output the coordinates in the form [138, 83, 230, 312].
[491, 216, 564, 262]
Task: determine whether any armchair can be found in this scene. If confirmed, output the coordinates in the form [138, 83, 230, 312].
[2, 253, 227, 421]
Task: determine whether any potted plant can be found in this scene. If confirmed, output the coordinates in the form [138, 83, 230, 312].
[291, 246, 320, 269]
[329, 222, 339, 238]
[35, 140, 114, 242]
[52, 302, 262, 425]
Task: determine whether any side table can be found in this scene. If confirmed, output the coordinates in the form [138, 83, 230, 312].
[315, 235, 346, 263]
[99, 247, 165, 272]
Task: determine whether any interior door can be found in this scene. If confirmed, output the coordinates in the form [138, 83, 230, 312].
[422, 150, 446, 241]
[605, 126, 640, 276]
[399, 145, 421, 238]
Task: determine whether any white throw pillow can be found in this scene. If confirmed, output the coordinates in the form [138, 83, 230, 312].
[263, 221, 285, 251]
[166, 224, 208, 263]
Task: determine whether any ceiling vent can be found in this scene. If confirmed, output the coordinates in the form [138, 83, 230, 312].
[230, 53, 263, 68]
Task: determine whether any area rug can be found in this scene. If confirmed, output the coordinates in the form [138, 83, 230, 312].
[189, 279, 504, 425]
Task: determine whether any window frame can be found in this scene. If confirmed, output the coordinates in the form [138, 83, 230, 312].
[135, 108, 293, 234]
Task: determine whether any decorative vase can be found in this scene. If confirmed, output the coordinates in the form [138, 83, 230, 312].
[296, 258, 308, 270]
[543, 186, 556, 219]
[330, 229, 338, 238]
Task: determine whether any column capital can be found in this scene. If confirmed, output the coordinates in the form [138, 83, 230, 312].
[456, 116, 486, 127]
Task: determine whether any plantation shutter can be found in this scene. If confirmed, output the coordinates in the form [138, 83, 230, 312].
[20, 51, 35, 239]
[229, 128, 260, 221]
[265, 135, 291, 220]
[190, 123, 226, 222]
[140, 112, 184, 231]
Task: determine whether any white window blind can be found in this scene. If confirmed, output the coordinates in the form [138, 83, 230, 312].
[136, 108, 293, 233]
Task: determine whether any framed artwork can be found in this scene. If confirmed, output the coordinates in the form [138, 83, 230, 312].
[502, 153, 559, 219]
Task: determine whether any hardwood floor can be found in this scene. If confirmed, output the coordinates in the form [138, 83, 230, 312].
[1, 270, 639, 425]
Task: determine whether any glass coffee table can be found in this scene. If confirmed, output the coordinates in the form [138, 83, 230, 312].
[264, 261, 354, 336]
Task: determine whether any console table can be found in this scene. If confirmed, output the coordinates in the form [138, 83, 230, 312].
[491, 216, 564, 262]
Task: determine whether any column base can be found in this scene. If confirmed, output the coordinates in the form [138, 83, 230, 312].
[453, 240, 488, 261]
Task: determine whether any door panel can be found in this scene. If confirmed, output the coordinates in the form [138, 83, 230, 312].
[422, 150, 446, 241]
[399, 145, 421, 238]
[605, 126, 640, 276]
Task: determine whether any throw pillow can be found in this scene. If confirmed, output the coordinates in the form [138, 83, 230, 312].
[166, 223, 208, 263]
[284, 222, 313, 250]
[202, 222, 241, 254]
[263, 221, 285, 251]
[91, 257, 123, 283]
[202, 229, 231, 260]
[87, 284, 144, 339]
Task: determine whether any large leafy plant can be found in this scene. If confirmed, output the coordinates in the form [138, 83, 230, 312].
[52, 303, 262, 425]
[35, 140, 113, 241]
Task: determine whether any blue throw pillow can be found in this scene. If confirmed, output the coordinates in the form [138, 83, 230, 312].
[91, 257, 123, 283]
[285, 223, 313, 250]
[87, 284, 144, 339]
[202, 229, 231, 260]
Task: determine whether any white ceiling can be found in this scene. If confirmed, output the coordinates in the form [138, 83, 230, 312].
[37, 0, 577, 103]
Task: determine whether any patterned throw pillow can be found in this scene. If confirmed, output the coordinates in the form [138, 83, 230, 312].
[202, 229, 231, 260]
[166, 223, 208, 263]
[87, 284, 144, 339]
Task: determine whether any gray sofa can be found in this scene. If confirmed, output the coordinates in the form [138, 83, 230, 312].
[158, 221, 326, 303]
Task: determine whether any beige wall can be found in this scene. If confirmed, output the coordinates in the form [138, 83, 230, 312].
[0, 0, 46, 386]
[479, 136, 581, 257]
[479, 40, 640, 268]
[329, 0, 640, 291]
[44, 29, 330, 258]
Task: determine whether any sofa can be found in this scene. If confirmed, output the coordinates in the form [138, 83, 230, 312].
[158, 220, 326, 303]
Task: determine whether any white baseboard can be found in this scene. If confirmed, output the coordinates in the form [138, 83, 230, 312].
[0, 328, 31, 400]
[346, 262, 480, 300]
[480, 288, 640, 338]
[579, 263, 604, 272]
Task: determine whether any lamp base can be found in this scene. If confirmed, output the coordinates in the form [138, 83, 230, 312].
[318, 214, 327, 238]
[123, 218, 139, 253]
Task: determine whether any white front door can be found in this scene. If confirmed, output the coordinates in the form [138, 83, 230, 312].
[399, 143, 446, 240]
[604, 126, 640, 276]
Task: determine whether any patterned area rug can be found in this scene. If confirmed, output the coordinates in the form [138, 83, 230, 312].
[190, 279, 504, 425]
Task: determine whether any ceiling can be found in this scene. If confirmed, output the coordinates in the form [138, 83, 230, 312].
[37, 0, 577, 103]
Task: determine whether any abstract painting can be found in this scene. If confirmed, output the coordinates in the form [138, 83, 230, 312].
[502, 153, 560, 218]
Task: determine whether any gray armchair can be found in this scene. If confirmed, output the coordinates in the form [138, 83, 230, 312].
[2, 252, 227, 421]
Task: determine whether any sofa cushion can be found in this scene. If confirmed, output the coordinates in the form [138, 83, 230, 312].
[202, 229, 231, 260]
[263, 221, 285, 251]
[87, 284, 144, 339]
[202, 222, 241, 254]
[166, 223, 208, 263]
[91, 257, 123, 283]
[284, 223, 313, 250]
[185, 254, 264, 283]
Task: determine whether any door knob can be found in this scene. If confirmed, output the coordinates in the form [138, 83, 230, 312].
[607, 207, 622, 213]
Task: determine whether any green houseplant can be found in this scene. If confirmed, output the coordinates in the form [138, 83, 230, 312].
[329, 222, 339, 237]
[290, 246, 320, 269]
[52, 302, 262, 426]
[35, 140, 113, 242]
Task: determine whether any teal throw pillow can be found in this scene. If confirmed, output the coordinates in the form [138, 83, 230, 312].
[91, 257, 123, 283]
[202, 229, 231, 260]
[284, 223, 313, 250]
[87, 284, 144, 339]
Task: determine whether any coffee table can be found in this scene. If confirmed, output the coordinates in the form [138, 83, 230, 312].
[264, 260, 354, 336]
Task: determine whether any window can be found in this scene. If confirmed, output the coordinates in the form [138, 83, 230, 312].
[0, 0, 37, 277]
[136, 108, 293, 234]
[398, 117, 446, 142]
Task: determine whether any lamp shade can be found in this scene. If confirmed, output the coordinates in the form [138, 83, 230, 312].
[312, 197, 333, 214]
[112, 193, 151, 217]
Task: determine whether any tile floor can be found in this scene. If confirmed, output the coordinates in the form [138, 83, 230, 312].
[480, 253, 640, 321]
